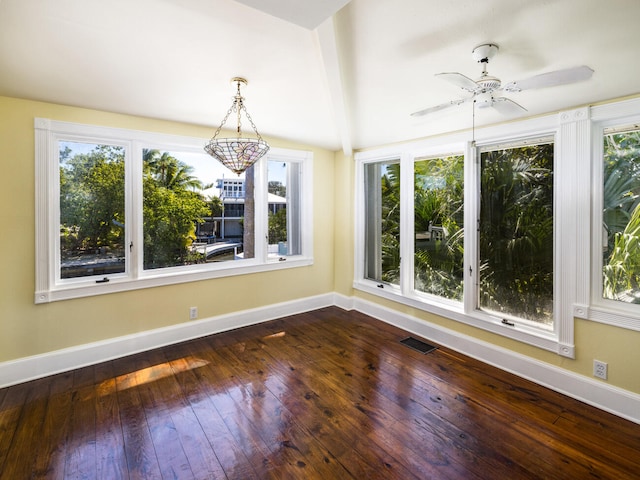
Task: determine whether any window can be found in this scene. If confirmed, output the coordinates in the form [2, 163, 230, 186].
[141, 149, 252, 268]
[267, 159, 302, 257]
[478, 140, 554, 326]
[35, 119, 313, 303]
[59, 141, 127, 279]
[355, 117, 568, 354]
[600, 126, 640, 304]
[587, 103, 640, 332]
[414, 154, 464, 301]
[363, 160, 401, 285]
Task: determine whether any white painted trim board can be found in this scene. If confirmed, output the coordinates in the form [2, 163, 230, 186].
[1, 292, 638, 425]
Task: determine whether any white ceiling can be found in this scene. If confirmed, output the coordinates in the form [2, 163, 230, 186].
[1, 0, 639, 153]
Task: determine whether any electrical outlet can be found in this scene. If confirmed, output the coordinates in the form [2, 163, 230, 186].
[189, 306, 198, 320]
[593, 359, 608, 380]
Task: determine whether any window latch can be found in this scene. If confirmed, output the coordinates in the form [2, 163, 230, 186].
[95, 277, 110, 284]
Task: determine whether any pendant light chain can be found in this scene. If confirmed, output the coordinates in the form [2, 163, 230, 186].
[204, 77, 270, 175]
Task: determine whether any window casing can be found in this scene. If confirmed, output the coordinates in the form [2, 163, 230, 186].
[355, 117, 575, 356]
[35, 118, 313, 303]
[358, 100, 640, 353]
[587, 98, 640, 331]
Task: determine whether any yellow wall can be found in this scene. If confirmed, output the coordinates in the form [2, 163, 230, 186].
[2, 94, 639, 398]
[0, 95, 335, 362]
[331, 143, 640, 395]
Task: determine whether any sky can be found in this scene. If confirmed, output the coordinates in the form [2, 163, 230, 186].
[60, 141, 286, 199]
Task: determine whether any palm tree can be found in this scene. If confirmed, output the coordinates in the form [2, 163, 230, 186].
[479, 144, 554, 323]
[143, 149, 210, 192]
[414, 155, 464, 300]
[602, 130, 640, 300]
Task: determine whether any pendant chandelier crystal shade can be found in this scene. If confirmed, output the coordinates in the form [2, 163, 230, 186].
[204, 77, 270, 175]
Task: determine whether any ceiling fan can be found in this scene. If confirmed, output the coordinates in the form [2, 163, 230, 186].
[411, 43, 594, 117]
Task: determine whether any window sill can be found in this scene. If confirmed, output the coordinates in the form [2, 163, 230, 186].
[575, 303, 640, 332]
[35, 256, 313, 304]
[353, 280, 564, 355]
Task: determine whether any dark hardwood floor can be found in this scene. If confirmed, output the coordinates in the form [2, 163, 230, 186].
[1, 306, 639, 479]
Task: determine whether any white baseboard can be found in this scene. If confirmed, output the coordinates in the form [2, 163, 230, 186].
[2, 291, 638, 425]
[0, 293, 336, 389]
[336, 293, 640, 425]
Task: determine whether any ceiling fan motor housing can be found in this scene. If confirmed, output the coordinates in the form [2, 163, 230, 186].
[476, 75, 501, 91]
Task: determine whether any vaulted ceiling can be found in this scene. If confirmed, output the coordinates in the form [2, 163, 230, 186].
[1, 0, 638, 153]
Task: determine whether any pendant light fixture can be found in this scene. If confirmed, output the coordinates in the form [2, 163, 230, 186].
[204, 77, 270, 175]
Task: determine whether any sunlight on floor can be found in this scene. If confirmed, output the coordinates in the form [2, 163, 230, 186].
[97, 355, 209, 395]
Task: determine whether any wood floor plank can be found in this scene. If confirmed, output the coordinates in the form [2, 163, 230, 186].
[176, 340, 265, 479]
[130, 348, 196, 480]
[116, 361, 163, 480]
[1, 306, 639, 480]
[94, 361, 129, 480]
[312, 310, 633, 479]
[161, 347, 230, 480]
[64, 366, 98, 479]
[214, 333, 368, 480]
[262, 318, 522, 479]
[0, 382, 30, 476]
[197, 340, 320, 479]
[31, 371, 75, 479]
[0, 378, 51, 480]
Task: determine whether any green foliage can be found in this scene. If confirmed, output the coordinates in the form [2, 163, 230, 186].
[604, 202, 640, 301]
[603, 130, 640, 300]
[380, 163, 401, 283]
[414, 155, 464, 300]
[268, 208, 287, 244]
[208, 195, 223, 217]
[142, 149, 210, 269]
[479, 144, 554, 323]
[59, 145, 212, 272]
[59, 145, 125, 255]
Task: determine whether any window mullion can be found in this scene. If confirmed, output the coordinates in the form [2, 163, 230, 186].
[399, 153, 414, 296]
[254, 158, 268, 262]
[130, 141, 143, 280]
[463, 141, 479, 314]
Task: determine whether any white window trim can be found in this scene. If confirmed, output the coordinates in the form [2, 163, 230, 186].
[354, 113, 577, 357]
[580, 97, 640, 331]
[35, 118, 313, 304]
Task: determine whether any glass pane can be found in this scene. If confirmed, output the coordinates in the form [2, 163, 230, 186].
[602, 128, 640, 302]
[59, 141, 125, 278]
[142, 149, 252, 269]
[364, 161, 400, 285]
[414, 155, 464, 301]
[479, 142, 554, 324]
[268, 160, 301, 257]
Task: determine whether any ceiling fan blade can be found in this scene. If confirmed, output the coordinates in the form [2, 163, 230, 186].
[491, 97, 527, 114]
[504, 65, 593, 92]
[436, 72, 478, 92]
[411, 98, 467, 117]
